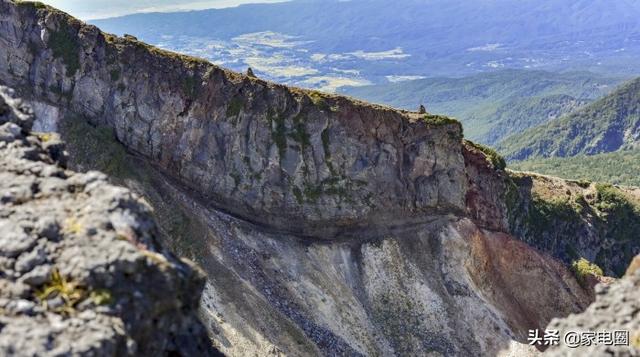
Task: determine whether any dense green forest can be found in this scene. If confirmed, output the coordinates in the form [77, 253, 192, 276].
[510, 150, 640, 187]
[499, 77, 640, 160]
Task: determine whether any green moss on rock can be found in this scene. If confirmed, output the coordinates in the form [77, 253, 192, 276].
[47, 20, 80, 75]
[268, 111, 287, 159]
[465, 140, 507, 170]
[226, 97, 244, 118]
[15, 1, 47, 10]
[289, 114, 310, 149]
[182, 75, 199, 98]
[61, 116, 131, 178]
[594, 183, 640, 243]
[292, 186, 304, 204]
[109, 69, 120, 81]
[505, 173, 640, 277]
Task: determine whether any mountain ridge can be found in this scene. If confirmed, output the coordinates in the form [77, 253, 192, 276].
[499, 77, 640, 160]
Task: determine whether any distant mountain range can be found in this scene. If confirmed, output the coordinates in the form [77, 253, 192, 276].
[498, 77, 640, 160]
[341, 70, 625, 143]
[92, 0, 640, 91]
[499, 77, 640, 186]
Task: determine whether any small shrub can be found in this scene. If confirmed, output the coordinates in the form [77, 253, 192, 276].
[595, 183, 630, 210]
[36, 133, 54, 142]
[421, 114, 460, 127]
[309, 91, 331, 111]
[571, 258, 603, 285]
[575, 179, 591, 188]
[89, 289, 114, 306]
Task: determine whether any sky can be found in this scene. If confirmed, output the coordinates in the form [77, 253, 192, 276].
[39, 0, 289, 20]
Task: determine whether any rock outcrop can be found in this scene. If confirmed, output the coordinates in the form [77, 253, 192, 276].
[0, 86, 219, 356]
[544, 255, 640, 356]
[1, 1, 639, 356]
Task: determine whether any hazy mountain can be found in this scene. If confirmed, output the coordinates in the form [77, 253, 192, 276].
[39, 0, 287, 20]
[91, 0, 640, 90]
[341, 70, 624, 143]
[498, 77, 640, 160]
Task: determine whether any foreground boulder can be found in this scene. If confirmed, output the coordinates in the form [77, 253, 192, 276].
[544, 255, 640, 356]
[0, 86, 219, 356]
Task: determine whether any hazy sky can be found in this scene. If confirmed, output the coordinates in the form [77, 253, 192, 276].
[39, 0, 289, 20]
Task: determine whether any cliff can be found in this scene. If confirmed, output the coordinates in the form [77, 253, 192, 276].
[1, 1, 639, 356]
[0, 0, 468, 237]
[0, 85, 219, 355]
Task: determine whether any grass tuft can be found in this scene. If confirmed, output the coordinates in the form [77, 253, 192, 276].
[36, 268, 85, 315]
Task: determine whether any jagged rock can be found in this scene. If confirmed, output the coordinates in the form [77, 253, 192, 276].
[0, 86, 220, 356]
[544, 254, 640, 356]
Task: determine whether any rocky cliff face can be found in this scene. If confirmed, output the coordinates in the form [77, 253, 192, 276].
[0, 86, 219, 356]
[1, 1, 639, 356]
[0, 0, 469, 238]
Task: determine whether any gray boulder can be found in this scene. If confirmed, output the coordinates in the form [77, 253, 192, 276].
[0, 86, 221, 356]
